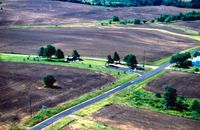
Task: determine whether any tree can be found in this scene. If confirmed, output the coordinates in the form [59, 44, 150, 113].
[107, 55, 114, 64]
[123, 54, 137, 69]
[55, 49, 64, 59]
[191, 0, 200, 8]
[164, 86, 177, 109]
[113, 51, 120, 63]
[170, 52, 191, 68]
[38, 47, 44, 57]
[72, 50, 80, 59]
[43, 44, 56, 58]
[112, 16, 120, 22]
[43, 75, 56, 88]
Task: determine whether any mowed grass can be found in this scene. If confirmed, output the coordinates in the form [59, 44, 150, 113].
[45, 117, 75, 130]
[68, 118, 120, 130]
[0, 53, 138, 127]
[9, 23, 96, 29]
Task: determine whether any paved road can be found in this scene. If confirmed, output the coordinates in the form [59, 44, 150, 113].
[29, 62, 170, 130]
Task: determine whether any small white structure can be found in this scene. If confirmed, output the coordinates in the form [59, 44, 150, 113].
[192, 56, 200, 66]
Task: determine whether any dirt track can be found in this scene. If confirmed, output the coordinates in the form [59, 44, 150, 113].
[0, 62, 114, 122]
[1, 0, 199, 26]
[0, 27, 197, 62]
[93, 104, 200, 130]
[145, 71, 200, 98]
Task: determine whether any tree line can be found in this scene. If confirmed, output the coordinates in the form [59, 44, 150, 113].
[61, 0, 200, 8]
[104, 11, 200, 27]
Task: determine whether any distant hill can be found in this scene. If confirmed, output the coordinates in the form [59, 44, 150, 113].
[60, 0, 199, 8]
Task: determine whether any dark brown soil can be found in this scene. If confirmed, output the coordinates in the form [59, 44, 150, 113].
[145, 71, 200, 98]
[0, 62, 115, 123]
[0, 27, 197, 62]
[93, 104, 200, 130]
[1, 0, 199, 26]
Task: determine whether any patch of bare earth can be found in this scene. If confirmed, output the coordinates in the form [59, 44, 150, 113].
[0, 27, 197, 62]
[0, 62, 115, 124]
[145, 71, 200, 98]
[1, 0, 200, 26]
[92, 104, 200, 130]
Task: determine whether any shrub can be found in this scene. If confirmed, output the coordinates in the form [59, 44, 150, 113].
[10, 125, 25, 130]
[176, 97, 189, 111]
[43, 75, 56, 87]
[194, 68, 199, 72]
[155, 93, 162, 98]
[150, 19, 155, 23]
[112, 16, 120, 22]
[191, 100, 200, 113]
[134, 19, 141, 24]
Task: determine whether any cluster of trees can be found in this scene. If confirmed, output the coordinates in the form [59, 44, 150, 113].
[107, 52, 137, 69]
[123, 54, 138, 69]
[193, 51, 200, 57]
[170, 52, 191, 68]
[38, 44, 64, 59]
[107, 51, 120, 64]
[157, 11, 200, 23]
[164, 86, 200, 113]
[61, 0, 200, 8]
[38, 45, 81, 61]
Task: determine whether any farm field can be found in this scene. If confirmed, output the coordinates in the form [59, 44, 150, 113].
[0, 62, 114, 123]
[1, 0, 200, 129]
[1, 0, 200, 26]
[92, 104, 200, 130]
[173, 20, 200, 33]
[0, 27, 198, 62]
[145, 71, 200, 98]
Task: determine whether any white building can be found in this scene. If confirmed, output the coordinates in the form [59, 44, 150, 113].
[192, 56, 200, 66]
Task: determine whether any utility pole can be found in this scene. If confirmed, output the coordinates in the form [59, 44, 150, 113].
[143, 50, 146, 69]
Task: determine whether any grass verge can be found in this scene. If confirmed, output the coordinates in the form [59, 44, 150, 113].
[113, 70, 200, 120]
[45, 117, 75, 130]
